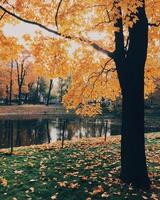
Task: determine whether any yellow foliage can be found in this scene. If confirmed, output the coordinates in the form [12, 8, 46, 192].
[0, 0, 160, 115]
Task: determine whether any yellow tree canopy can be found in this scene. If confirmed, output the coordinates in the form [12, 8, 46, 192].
[0, 0, 160, 115]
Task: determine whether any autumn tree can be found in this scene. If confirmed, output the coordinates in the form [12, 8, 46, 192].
[0, 0, 160, 189]
[14, 51, 31, 104]
[30, 34, 71, 105]
[0, 27, 22, 103]
[0, 65, 9, 101]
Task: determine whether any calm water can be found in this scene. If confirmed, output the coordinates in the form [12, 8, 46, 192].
[0, 115, 159, 149]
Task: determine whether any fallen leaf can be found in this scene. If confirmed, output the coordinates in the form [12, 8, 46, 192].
[93, 185, 104, 195]
[0, 177, 7, 187]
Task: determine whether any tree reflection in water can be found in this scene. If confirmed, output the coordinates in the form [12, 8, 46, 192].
[0, 115, 158, 151]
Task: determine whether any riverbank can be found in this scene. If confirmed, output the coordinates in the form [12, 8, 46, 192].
[0, 105, 75, 119]
[0, 133, 159, 200]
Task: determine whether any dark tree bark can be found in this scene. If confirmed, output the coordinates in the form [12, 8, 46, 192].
[9, 121, 14, 154]
[46, 79, 53, 106]
[18, 85, 22, 105]
[35, 77, 40, 104]
[9, 60, 14, 105]
[5, 85, 9, 105]
[46, 120, 51, 143]
[114, 1, 150, 189]
[61, 120, 66, 148]
[24, 92, 29, 103]
[15, 58, 28, 105]
[16, 121, 21, 146]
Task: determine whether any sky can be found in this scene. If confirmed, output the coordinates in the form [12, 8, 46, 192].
[3, 20, 106, 43]
[3, 21, 54, 44]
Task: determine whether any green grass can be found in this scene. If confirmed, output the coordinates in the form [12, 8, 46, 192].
[0, 134, 160, 200]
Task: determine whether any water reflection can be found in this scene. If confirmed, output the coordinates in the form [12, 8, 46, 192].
[0, 116, 159, 150]
[0, 118, 119, 149]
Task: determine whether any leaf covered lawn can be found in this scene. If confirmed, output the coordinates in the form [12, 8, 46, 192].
[0, 134, 160, 200]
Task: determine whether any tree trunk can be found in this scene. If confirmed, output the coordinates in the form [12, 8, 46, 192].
[18, 86, 22, 105]
[24, 93, 28, 103]
[35, 77, 40, 104]
[121, 4, 150, 189]
[9, 121, 13, 154]
[9, 78, 13, 105]
[120, 69, 150, 189]
[46, 120, 51, 143]
[9, 61, 13, 105]
[114, 2, 150, 189]
[16, 121, 21, 146]
[46, 79, 53, 106]
[6, 85, 9, 105]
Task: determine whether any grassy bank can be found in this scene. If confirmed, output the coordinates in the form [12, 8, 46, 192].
[0, 134, 159, 200]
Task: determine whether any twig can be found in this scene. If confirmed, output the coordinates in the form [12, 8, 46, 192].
[55, 0, 63, 31]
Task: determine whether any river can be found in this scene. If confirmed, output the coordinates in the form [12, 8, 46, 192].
[0, 113, 159, 149]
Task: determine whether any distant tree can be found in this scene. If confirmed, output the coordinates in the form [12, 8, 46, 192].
[15, 50, 37, 104]
[46, 79, 53, 106]
[27, 77, 48, 104]
[38, 77, 48, 103]
[57, 77, 71, 103]
[15, 56, 29, 105]
[27, 82, 37, 103]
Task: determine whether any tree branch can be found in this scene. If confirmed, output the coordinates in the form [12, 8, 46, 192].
[80, 59, 115, 99]
[0, 10, 6, 20]
[55, 0, 63, 31]
[148, 22, 160, 27]
[88, 58, 114, 82]
[0, 5, 61, 36]
[0, 5, 114, 58]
